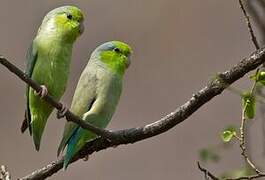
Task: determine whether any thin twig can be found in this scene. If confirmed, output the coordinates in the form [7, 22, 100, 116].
[246, 0, 265, 44]
[238, 69, 262, 174]
[197, 162, 219, 180]
[239, 104, 261, 174]
[197, 161, 265, 180]
[14, 47, 265, 179]
[226, 173, 265, 180]
[239, 0, 260, 50]
[246, 0, 265, 158]
[231, 1, 263, 171]
[198, 161, 265, 180]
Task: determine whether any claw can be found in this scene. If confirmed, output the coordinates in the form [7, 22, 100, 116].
[83, 155, 89, 161]
[57, 103, 68, 119]
[34, 85, 48, 98]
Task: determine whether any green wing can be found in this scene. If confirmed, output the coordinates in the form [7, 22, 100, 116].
[21, 40, 38, 134]
[57, 99, 96, 156]
[57, 68, 97, 156]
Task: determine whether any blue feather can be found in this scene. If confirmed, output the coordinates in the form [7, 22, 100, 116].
[64, 127, 81, 169]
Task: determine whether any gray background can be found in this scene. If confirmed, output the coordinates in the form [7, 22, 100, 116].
[0, 0, 263, 179]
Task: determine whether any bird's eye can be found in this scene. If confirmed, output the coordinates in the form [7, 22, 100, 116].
[113, 48, 121, 53]
[66, 14, 73, 20]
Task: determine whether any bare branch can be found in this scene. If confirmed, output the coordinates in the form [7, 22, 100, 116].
[246, 0, 265, 43]
[197, 162, 219, 180]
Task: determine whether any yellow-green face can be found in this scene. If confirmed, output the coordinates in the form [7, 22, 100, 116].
[98, 41, 133, 75]
[42, 6, 84, 42]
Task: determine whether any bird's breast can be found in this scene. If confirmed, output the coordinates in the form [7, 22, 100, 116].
[34, 39, 73, 99]
[95, 68, 123, 115]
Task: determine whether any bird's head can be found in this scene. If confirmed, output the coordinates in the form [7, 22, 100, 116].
[38, 6, 84, 42]
[92, 41, 133, 76]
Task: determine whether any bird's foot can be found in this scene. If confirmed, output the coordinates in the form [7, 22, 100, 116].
[57, 103, 68, 119]
[83, 155, 89, 161]
[34, 85, 48, 98]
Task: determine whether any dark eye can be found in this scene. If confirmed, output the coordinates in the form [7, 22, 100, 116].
[113, 48, 121, 53]
[66, 14, 73, 20]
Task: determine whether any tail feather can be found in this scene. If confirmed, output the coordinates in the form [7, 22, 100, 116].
[31, 116, 48, 151]
[21, 110, 32, 134]
[64, 128, 80, 169]
[32, 124, 41, 151]
[21, 118, 28, 133]
[57, 141, 65, 157]
[63, 128, 97, 169]
[57, 123, 78, 157]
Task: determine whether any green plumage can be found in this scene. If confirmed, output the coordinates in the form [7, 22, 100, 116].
[57, 41, 132, 169]
[22, 6, 84, 151]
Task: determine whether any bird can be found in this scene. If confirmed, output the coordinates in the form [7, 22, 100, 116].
[57, 41, 132, 169]
[21, 6, 85, 151]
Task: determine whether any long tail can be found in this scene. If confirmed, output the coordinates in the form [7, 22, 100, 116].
[63, 128, 98, 169]
[64, 128, 81, 169]
[31, 113, 49, 151]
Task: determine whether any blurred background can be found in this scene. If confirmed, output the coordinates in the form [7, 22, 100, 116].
[0, 0, 265, 179]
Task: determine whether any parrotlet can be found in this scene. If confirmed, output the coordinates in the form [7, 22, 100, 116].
[21, 6, 84, 151]
[57, 41, 132, 169]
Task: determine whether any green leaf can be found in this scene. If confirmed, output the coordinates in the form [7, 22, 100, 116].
[250, 71, 265, 85]
[225, 125, 237, 133]
[221, 125, 237, 144]
[222, 130, 236, 142]
[242, 92, 256, 119]
[199, 148, 220, 163]
[257, 71, 265, 83]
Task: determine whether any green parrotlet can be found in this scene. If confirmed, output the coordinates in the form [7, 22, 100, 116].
[21, 6, 84, 151]
[57, 41, 132, 169]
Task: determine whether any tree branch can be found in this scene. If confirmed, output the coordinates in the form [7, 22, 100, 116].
[1, 47, 265, 179]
